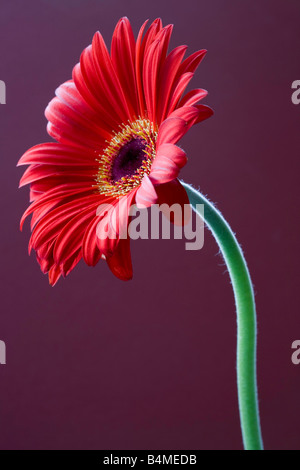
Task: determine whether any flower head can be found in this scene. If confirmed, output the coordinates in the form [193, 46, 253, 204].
[18, 17, 213, 285]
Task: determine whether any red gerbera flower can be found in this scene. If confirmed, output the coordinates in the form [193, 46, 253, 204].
[18, 17, 213, 285]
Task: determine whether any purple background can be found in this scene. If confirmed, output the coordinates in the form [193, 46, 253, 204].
[0, 0, 300, 450]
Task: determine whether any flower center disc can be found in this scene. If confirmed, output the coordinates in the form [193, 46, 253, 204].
[111, 138, 147, 182]
[96, 119, 158, 197]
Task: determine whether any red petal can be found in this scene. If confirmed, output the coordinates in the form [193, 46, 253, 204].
[140, 18, 163, 59]
[22, 183, 93, 230]
[18, 142, 97, 167]
[82, 215, 102, 266]
[156, 45, 187, 124]
[30, 194, 101, 251]
[60, 248, 82, 277]
[55, 80, 112, 139]
[106, 237, 133, 281]
[166, 72, 194, 115]
[48, 265, 62, 286]
[136, 174, 158, 208]
[157, 105, 211, 146]
[177, 49, 207, 76]
[150, 144, 187, 184]
[19, 164, 95, 188]
[193, 104, 214, 123]
[156, 117, 188, 146]
[156, 179, 191, 226]
[143, 39, 161, 123]
[179, 88, 208, 107]
[45, 96, 109, 149]
[92, 31, 132, 122]
[72, 43, 128, 131]
[36, 239, 55, 261]
[53, 203, 100, 265]
[96, 190, 136, 256]
[111, 17, 139, 119]
[135, 19, 149, 117]
[79, 43, 126, 125]
[37, 252, 54, 274]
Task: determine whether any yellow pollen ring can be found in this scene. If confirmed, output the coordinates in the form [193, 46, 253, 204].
[95, 118, 158, 198]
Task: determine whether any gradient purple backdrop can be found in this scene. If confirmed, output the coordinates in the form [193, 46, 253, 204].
[0, 0, 299, 450]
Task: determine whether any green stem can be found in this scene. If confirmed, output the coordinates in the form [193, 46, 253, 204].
[181, 182, 263, 451]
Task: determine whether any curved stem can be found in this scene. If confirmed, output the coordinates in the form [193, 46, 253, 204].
[181, 182, 263, 451]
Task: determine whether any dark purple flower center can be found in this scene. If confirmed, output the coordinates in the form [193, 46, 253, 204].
[111, 138, 147, 182]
